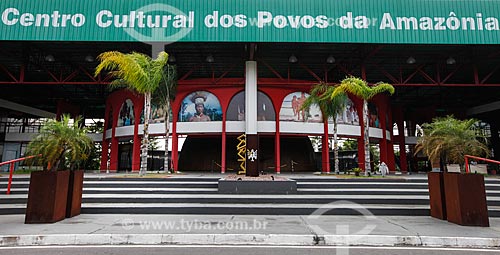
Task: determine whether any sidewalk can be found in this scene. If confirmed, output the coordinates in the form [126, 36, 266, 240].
[1, 214, 500, 248]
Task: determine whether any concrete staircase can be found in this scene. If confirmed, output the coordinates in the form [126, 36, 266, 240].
[2, 175, 500, 216]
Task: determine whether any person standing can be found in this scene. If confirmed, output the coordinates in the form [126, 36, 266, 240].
[189, 93, 211, 122]
[379, 162, 388, 177]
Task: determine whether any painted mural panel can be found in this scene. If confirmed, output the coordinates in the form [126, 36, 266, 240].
[369, 103, 380, 128]
[280, 92, 322, 123]
[178, 91, 222, 122]
[333, 98, 360, 125]
[257, 91, 275, 121]
[140, 104, 173, 124]
[227, 91, 245, 121]
[117, 99, 134, 127]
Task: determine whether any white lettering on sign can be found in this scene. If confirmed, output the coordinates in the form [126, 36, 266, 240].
[1, 7, 85, 27]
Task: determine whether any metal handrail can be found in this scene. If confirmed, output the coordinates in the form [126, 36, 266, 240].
[464, 155, 500, 173]
[0, 155, 39, 195]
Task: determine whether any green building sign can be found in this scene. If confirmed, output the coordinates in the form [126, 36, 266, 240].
[1, 0, 500, 44]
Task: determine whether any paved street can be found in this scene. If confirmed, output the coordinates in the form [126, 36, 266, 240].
[1, 245, 499, 255]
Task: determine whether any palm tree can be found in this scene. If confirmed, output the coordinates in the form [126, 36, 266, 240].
[26, 115, 93, 171]
[302, 82, 348, 174]
[95, 51, 170, 176]
[415, 115, 490, 172]
[332, 77, 395, 176]
[152, 64, 177, 172]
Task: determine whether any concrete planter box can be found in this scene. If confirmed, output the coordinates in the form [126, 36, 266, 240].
[66, 170, 84, 218]
[443, 173, 489, 227]
[218, 179, 297, 194]
[428, 172, 446, 220]
[25, 170, 70, 224]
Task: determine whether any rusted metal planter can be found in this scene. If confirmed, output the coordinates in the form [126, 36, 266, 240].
[443, 172, 489, 227]
[427, 172, 447, 220]
[25, 170, 70, 224]
[66, 170, 84, 218]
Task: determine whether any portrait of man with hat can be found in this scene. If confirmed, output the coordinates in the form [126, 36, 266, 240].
[189, 92, 211, 122]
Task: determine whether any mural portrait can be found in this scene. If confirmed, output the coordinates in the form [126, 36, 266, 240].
[117, 99, 134, 127]
[335, 98, 359, 125]
[178, 91, 222, 122]
[140, 104, 173, 124]
[227, 91, 245, 121]
[368, 103, 380, 128]
[280, 92, 322, 123]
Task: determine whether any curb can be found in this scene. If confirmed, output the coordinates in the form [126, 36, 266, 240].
[1, 234, 500, 248]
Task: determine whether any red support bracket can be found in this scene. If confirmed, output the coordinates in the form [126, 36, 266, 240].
[299, 62, 322, 82]
[258, 58, 285, 80]
[0, 64, 19, 82]
[441, 64, 464, 84]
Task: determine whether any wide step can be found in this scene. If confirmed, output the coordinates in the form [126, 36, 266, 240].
[1, 175, 500, 216]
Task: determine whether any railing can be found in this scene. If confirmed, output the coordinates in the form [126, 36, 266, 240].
[0, 155, 39, 195]
[464, 155, 500, 174]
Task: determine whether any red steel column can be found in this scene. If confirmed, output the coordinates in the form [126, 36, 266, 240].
[109, 122, 119, 172]
[378, 98, 388, 165]
[172, 118, 179, 172]
[221, 114, 227, 173]
[275, 119, 281, 174]
[354, 97, 365, 171]
[322, 120, 330, 173]
[131, 101, 142, 172]
[386, 104, 396, 172]
[100, 104, 110, 172]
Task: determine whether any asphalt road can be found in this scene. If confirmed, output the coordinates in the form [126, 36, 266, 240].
[1, 245, 500, 255]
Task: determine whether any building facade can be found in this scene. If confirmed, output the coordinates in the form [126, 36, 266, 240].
[2, 0, 500, 173]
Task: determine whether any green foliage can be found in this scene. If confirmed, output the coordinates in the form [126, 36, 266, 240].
[95, 51, 175, 175]
[153, 64, 178, 105]
[302, 82, 348, 122]
[81, 142, 101, 170]
[332, 76, 395, 100]
[95, 51, 169, 94]
[26, 115, 93, 171]
[351, 167, 362, 173]
[415, 115, 490, 168]
[341, 139, 358, 151]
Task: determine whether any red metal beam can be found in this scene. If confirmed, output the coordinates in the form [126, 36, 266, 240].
[417, 66, 437, 84]
[298, 62, 322, 82]
[62, 70, 80, 83]
[46, 70, 60, 82]
[363, 45, 384, 61]
[474, 65, 480, 85]
[336, 64, 353, 77]
[481, 66, 500, 84]
[403, 64, 425, 84]
[0, 81, 109, 85]
[258, 59, 284, 80]
[179, 65, 199, 81]
[20, 65, 25, 83]
[79, 66, 98, 82]
[441, 64, 463, 84]
[375, 66, 400, 84]
[0, 64, 18, 82]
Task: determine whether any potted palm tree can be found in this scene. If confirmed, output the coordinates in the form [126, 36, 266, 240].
[302, 82, 348, 174]
[416, 116, 490, 226]
[25, 115, 93, 223]
[332, 77, 394, 176]
[95, 51, 173, 175]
